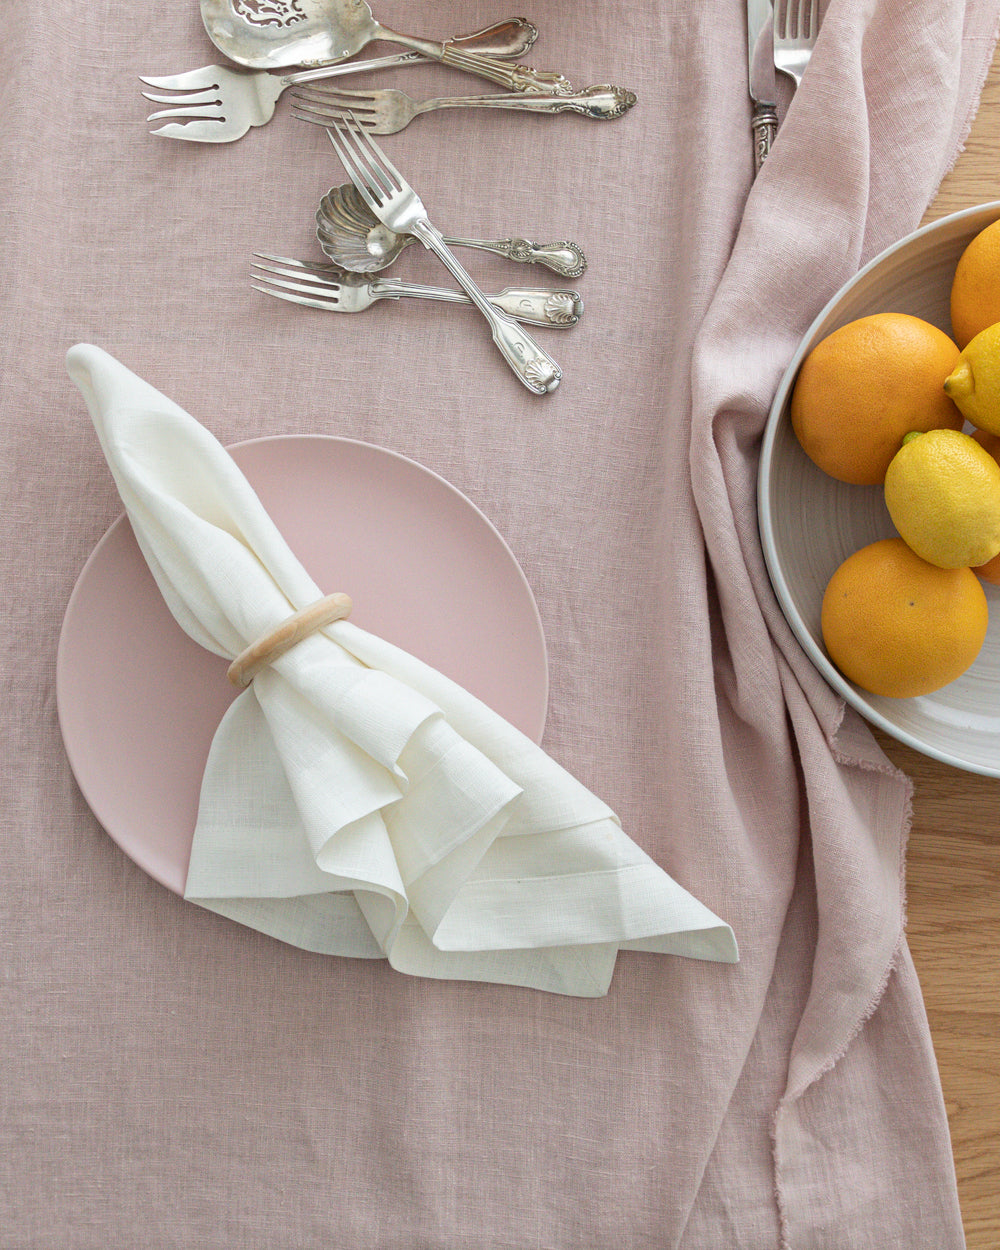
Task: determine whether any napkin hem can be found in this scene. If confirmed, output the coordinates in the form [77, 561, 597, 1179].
[430, 861, 737, 956]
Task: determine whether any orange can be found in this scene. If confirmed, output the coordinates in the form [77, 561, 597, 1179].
[790, 313, 963, 485]
[972, 428, 1000, 584]
[950, 218, 1000, 348]
[821, 538, 988, 698]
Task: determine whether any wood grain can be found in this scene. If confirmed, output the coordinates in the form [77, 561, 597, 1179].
[881, 47, 1000, 1249]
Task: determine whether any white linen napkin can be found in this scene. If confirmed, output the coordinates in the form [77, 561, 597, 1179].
[67, 343, 737, 996]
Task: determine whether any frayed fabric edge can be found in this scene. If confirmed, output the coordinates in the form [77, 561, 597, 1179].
[938, 9, 1000, 181]
[770, 691, 917, 1249]
[771, 938, 910, 1249]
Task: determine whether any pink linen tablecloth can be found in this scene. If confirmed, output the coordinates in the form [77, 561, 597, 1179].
[2, 1, 997, 1245]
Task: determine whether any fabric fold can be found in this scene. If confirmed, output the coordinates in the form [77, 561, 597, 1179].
[686, 0, 1000, 1242]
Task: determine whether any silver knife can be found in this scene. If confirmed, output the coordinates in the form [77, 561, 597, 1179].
[748, 0, 778, 173]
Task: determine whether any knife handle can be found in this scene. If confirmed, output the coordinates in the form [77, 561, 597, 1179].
[752, 101, 778, 173]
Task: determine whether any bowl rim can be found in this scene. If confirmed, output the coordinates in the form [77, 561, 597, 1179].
[757, 200, 1000, 777]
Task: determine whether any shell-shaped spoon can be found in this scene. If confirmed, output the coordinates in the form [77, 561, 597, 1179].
[315, 184, 588, 278]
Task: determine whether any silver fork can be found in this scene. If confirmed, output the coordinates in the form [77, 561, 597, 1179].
[290, 82, 637, 135]
[324, 116, 561, 394]
[140, 18, 537, 142]
[250, 255, 584, 327]
[773, 0, 819, 89]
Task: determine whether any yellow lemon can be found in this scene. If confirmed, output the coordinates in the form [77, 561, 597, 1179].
[821, 538, 988, 698]
[943, 321, 1000, 435]
[950, 218, 1000, 348]
[883, 428, 1000, 568]
[790, 313, 962, 485]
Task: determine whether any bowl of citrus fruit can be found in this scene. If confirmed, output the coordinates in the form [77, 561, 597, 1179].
[759, 201, 1000, 776]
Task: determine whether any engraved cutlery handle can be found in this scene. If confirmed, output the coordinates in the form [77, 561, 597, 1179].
[284, 18, 538, 84]
[440, 17, 539, 59]
[374, 280, 583, 327]
[378, 30, 576, 95]
[411, 220, 562, 393]
[488, 287, 583, 326]
[439, 48, 575, 95]
[425, 84, 637, 121]
[444, 237, 587, 279]
[751, 101, 777, 172]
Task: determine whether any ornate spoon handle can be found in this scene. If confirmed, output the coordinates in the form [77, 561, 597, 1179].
[441, 237, 588, 279]
[372, 280, 584, 327]
[419, 84, 637, 121]
[439, 48, 575, 95]
[376, 28, 577, 95]
[284, 16, 537, 84]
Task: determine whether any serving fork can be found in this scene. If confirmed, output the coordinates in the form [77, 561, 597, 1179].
[140, 17, 537, 142]
[773, 0, 819, 89]
[290, 82, 637, 135]
[251, 255, 584, 327]
[323, 115, 561, 394]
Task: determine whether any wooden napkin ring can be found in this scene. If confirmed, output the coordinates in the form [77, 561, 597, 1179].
[226, 593, 353, 688]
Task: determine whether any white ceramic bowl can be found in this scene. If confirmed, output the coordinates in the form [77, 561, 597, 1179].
[759, 201, 1000, 777]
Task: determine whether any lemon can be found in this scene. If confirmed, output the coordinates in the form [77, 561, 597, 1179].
[883, 428, 1000, 568]
[943, 321, 1000, 435]
[821, 538, 988, 698]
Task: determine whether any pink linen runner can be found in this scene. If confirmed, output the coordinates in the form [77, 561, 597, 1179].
[1, 0, 997, 1245]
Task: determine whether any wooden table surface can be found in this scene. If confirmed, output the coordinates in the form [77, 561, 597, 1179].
[881, 43, 1000, 1249]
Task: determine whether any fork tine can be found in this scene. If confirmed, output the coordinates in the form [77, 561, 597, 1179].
[250, 269, 340, 300]
[289, 94, 378, 124]
[139, 68, 223, 90]
[251, 281, 343, 312]
[149, 121, 219, 139]
[141, 88, 221, 107]
[146, 104, 223, 123]
[250, 258, 341, 292]
[332, 115, 400, 200]
[290, 86, 378, 111]
[150, 115, 250, 141]
[349, 115, 405, 189]
[252, 251, 324, 269]
[325, 121, 388, 213]
[290, 101, 357, 129]
[251, 253, 340, 282]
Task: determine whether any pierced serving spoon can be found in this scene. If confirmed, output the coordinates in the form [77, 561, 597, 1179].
[201, 0, 574, 93]
[316, 183, 588, 278]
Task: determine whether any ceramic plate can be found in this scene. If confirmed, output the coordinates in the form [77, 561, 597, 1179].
[57, 435, 549, 893]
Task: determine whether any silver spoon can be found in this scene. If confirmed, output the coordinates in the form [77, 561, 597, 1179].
[316, 184, 588, 278]
[200, 0, 574, 93]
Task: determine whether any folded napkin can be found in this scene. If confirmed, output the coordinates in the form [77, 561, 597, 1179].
[67, 343, 737, 997]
